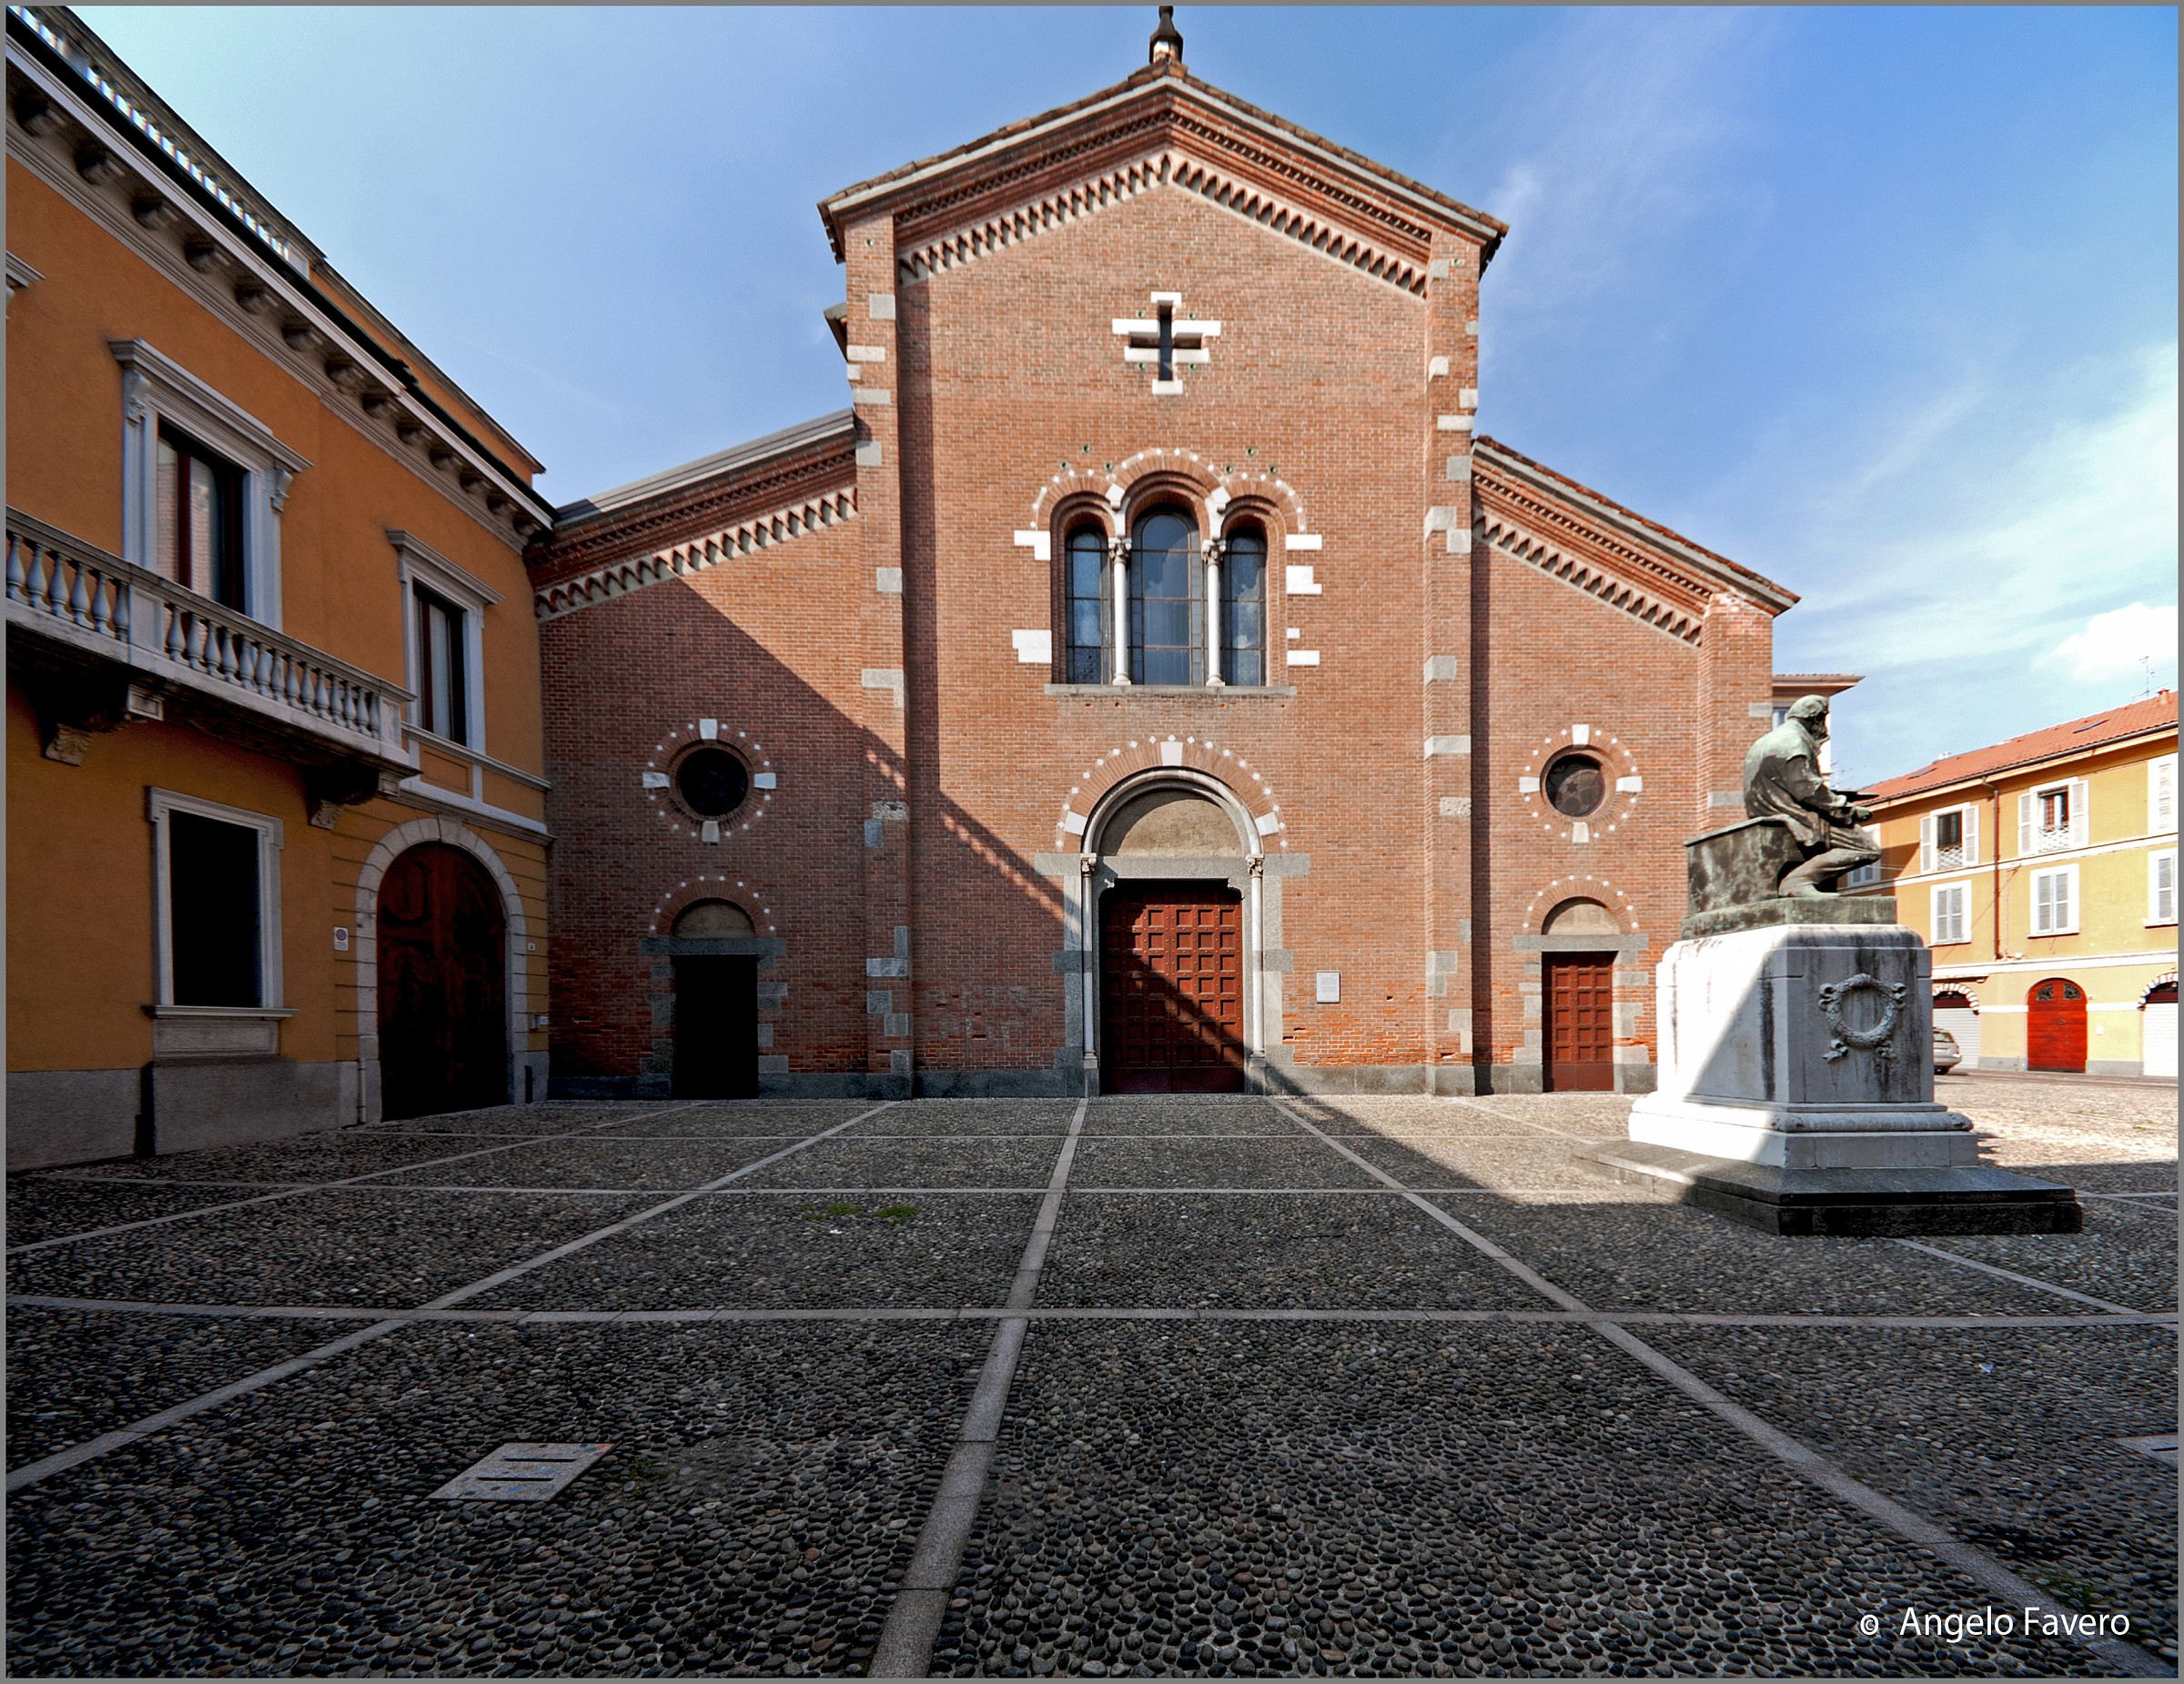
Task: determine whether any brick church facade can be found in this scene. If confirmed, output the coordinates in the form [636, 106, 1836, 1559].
[531, 25, 1796, 1101]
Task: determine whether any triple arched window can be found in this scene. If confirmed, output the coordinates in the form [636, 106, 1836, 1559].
[1061, 506, 1267, 687]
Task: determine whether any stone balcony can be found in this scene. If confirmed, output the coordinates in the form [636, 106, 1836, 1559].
[6, 507, 412, 812]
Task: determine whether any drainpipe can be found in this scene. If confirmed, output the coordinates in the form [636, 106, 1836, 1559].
[1981, 776, 2003, 961]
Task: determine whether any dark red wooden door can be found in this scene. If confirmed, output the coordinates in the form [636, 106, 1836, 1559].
[1101, 885, 1245, 1093]
[1544, 953, 1615, 1092]
[2027, 978, 2087, 1073]
[378, 843, 508, 1119]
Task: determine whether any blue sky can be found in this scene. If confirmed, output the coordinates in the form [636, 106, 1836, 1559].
[76, 5, 2177, 785]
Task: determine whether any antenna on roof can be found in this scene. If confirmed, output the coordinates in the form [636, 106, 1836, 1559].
[1149, 5, 1184, 67]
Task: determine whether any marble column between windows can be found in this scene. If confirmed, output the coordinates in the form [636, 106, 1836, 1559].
[1203, 539, 1225, 687]
[1107, 537, 1130, 685]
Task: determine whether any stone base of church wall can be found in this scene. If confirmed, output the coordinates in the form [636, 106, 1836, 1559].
[915, 1069, 1078, 1099]
[1262, 1063, 1474, 1096]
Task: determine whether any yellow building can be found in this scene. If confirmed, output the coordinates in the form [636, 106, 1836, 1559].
[7, 8, 556, 1165]
[1853, 691, 2179, 1077]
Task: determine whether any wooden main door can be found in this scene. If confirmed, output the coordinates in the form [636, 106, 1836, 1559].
[2027, 978, 2087, 1073]
[1101, 884, 1245, 1093]
[1544, 952, 1615, 1092]
[377, 843, 508, 1120]
[674, 956, 759, 1098]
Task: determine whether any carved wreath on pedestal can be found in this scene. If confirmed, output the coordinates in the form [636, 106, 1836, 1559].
[1817, 973, 1907, 1063]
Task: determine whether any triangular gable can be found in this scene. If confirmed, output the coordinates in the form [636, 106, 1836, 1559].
[819, 64, 1506, 298]
[1473, 438, 1796, 646]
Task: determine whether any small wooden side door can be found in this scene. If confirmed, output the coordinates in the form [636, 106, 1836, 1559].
[674, 956, 760, 1098]
[1544, 952, 1615, 1092]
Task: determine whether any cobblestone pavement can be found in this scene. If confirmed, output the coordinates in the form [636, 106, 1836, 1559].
[5, 1079, 2174, 1678]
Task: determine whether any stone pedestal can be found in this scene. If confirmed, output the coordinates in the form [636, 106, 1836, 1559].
[1601, 923, 2079, 1235]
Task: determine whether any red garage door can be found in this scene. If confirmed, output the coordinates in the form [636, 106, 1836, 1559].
[2027, 978, 2087, 1074]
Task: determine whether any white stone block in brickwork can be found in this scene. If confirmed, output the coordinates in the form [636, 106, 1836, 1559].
[1449, 529, 1472, 553]
[1438, 796, 1471, 817]
[642, 771, 669, 789]
[1160, 739, 1185, 766]
[1284, 565, 1322, 595]
[753, 772, 777, 790]
[1255, 812, 1283, 836]
[1572, 723, 1590, 745]
[1458, 388, 1479, 408]
[1317, 972, 1341, 1003]
[1106, 483, 1126, 508]
[1708, 792, 1743, 809]
[1013, 530, 1052, 562]
[851, 387, 891, 405]
[1616, 775, 1643, 792]
[1428, 355, 1450, 378]
[1060, 810, 1087, 835]
[1151, 380, 1184, 396]
[845, 344, 886, 362]
[1288, 650, 1320, 666]
[1518, 777, 1540, 793]
[1424, 735, 1471, 757]
[855, 440, 883, 466]
[1424, 655, 1458, 681]
[1012, 629, 1052, 664]
[875, 567, 902, 593]
[1283, 534, 1321, 550]
[1424, 506, 1458, 534]
[866, 293, 895, 319]
[1437, 414, 1471, 431]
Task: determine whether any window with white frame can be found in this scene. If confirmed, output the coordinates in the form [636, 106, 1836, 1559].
[1920, 803, 1977, 872]
[2029, 864, 2078, 936]
[2152, 850, 2177, 925]
[2018, 778, 2088, 855]
[148, 789, 283, 1010]
[389, 529, 497, 751]
[1843, 824, 1884, 887]
[1931, 882, 1970, 945]
[112, 339, 308, 628]
[2150, 754, 2177, 836]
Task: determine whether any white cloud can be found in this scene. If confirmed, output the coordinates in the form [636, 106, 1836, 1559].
[2048, 601, 2179, 684]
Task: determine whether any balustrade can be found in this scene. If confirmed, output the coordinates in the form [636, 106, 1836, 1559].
[6, 508, 407, 761]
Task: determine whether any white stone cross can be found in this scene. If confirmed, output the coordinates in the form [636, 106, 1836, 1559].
[1112, 292, 1220, 394]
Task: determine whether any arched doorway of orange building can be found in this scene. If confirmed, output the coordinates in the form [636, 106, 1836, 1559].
[377, 842, 508, 1119]
[672, 900, 760, 1099]
[2027, 978, 2087, 1074]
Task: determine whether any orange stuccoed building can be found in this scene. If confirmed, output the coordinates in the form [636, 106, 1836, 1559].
[6, 8, 557, 1166]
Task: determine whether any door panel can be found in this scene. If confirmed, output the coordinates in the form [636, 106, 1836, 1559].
[377, 843, 508, 1120]
[1101, 884, 1245, 1094]
[1544, 952, 1615, 1093]
[674, 955, 759, 1099]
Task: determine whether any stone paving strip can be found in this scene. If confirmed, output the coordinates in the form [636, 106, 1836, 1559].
[869, 1098, 1088, 1678]
[13, 1293, 2170, 1331]
[4, 1104, 672, 1257]
[3, 1102, 898, 1495]
[1270, 1099, 2171, 1679]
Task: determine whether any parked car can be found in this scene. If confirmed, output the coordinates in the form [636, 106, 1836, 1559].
[1933, 1028, 1963, 1074]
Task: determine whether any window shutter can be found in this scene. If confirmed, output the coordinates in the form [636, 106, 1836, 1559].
[2058, 868, 2075, 931]
[2152, 758, 2176, 835]
[2156, 853, 2176, 923]
[2068, 778, 2089, 847]
[2033, 872, 2054, 933]
[2017, 792, 2034, 856]
[1918, 813, 1935, 874]
[1963, 803, 1978, 866]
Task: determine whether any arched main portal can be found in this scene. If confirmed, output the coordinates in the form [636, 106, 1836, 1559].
[377, 842, 509, 1119]
[1088, 781, 1254, 1094]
